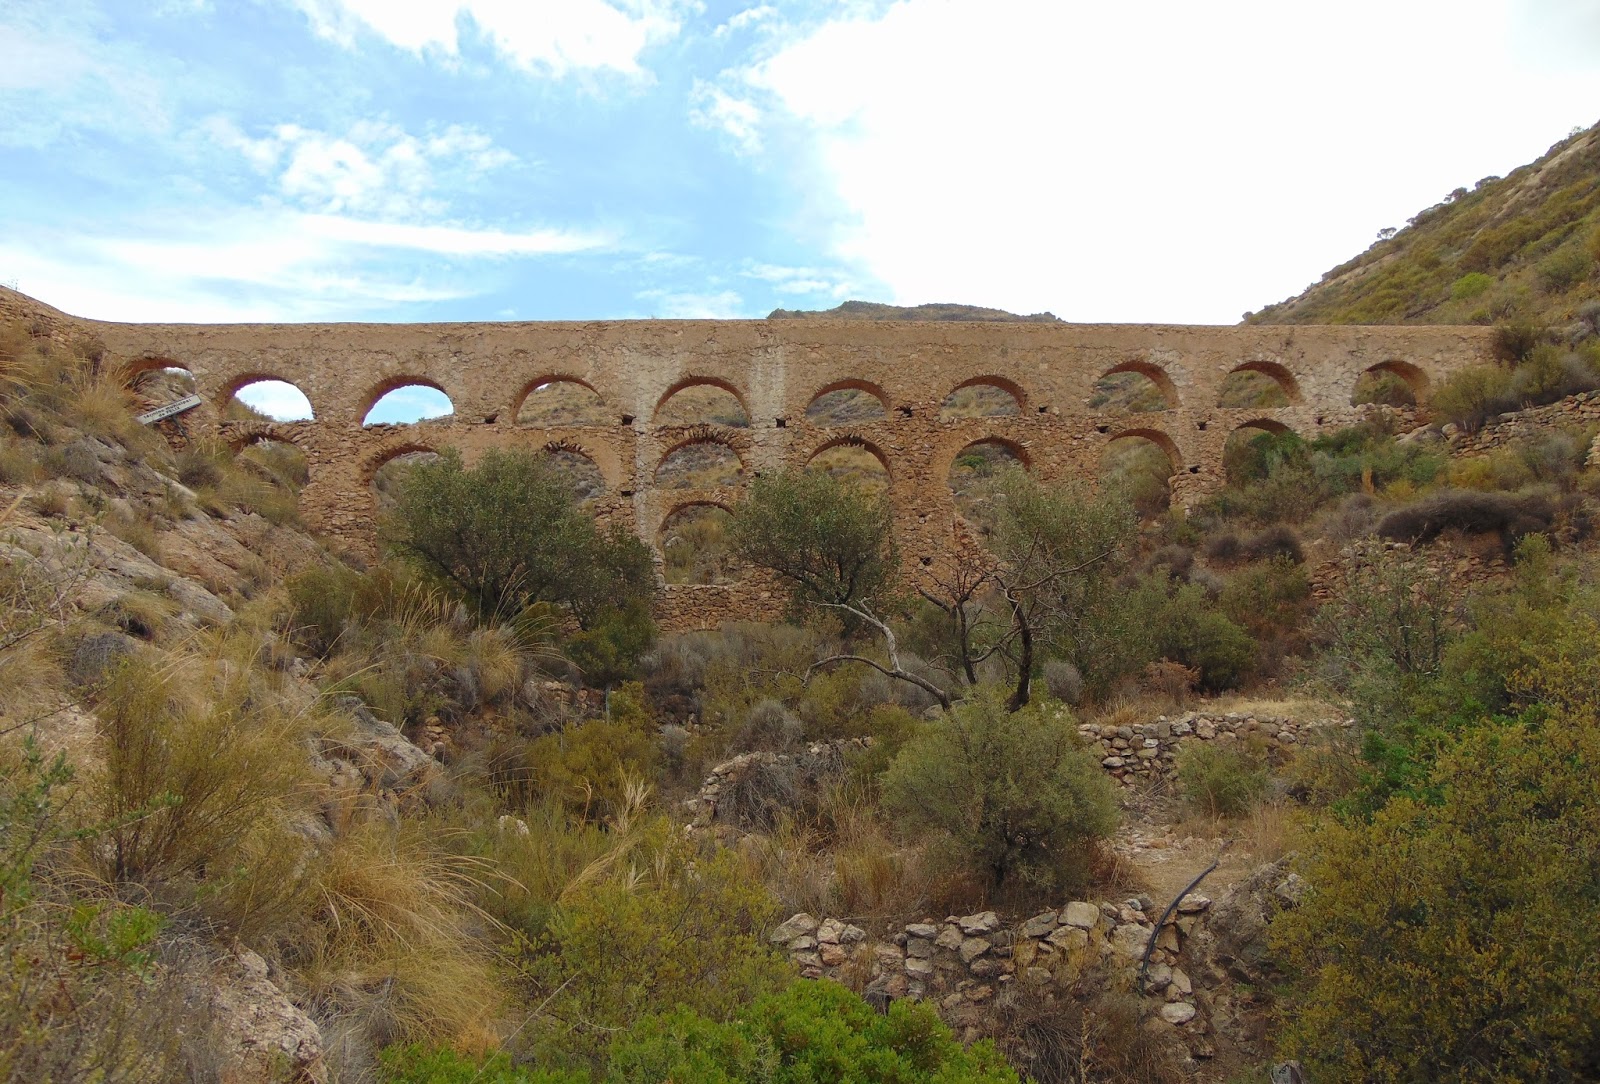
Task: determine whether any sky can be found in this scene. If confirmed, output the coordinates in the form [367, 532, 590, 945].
[4, 1, 1600, 406]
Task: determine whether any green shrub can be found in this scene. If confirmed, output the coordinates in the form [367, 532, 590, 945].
[528, 683, 659, 820]
[1491, 321, 1545, 364]
[1430, 364, 1514, 431]
[1177, 741, 1269, 816]
[378, 1045, 585, 1084]
[89, 648, 314, 894]
[1220, 555, 1311, 641]
[562, 598, 656, 688]
[1350, 370, 1415, 407]
[1535, 243, 1594, 294]
[382, 447, 655, 626]
[880, 692, 1116, 897]
[1448, 272, 1494, 301]
[1145, 579, 1257, 690]
[0, 740, 187, 1083]
[608, 980, 1020, 1084]
[1272, 722, 1600, 1082]
[527, 840, 789, 1072]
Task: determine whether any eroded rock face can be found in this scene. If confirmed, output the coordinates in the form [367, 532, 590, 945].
[180, 945, 327, 1084]
[1182, 856, 1304, 1062]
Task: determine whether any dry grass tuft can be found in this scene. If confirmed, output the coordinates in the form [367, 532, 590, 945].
[298, 820, 507, 1049]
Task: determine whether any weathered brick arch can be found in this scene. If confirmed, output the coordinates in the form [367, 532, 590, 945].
[121, 354, 193, 381]
[658, 496, 733, 525]
[223, 424, 310, 454]
[1098, 359, 1180, 409]
[806, 434, 895, 479]
[1231, 416, 1294, 436]
[654, 376, 752, 424]
[947, 434, 1032, 473]
[1224, 359, 1303, 404]
[804, 378, 891, 423]
[1361, 359, 1431, 401]
[1104, 427, 1183, 473]
[362, 440, 443, 487]
[942, 374, 1026, 414]
[511, 374, 609, 424]
[654, 434, 748, 484]
[361, 375, 457, 424]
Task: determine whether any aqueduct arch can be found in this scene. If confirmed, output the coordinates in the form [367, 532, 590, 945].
[0, 285, 1496, 629]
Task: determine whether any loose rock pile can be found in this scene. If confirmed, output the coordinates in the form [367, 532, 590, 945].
[684, 738, 870, 830]
[769, 896, 1212, 1044]
[1078, 711, 1339, 786]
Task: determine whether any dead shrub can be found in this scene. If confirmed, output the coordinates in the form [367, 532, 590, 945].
[718, 744, 846, 833]
[1140, 660, 1198, 704]
[730, 698, 802, 754]
[1043, 658, 1084, 705]
[1243, 524, 1304, 563]
[990, 979, 1185, 1084]
[1203, 531, 1243, 561]
[1375, 489, 1557, 553]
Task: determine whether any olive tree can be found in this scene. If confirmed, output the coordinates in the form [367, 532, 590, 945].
[381, 447, 655, 628]
[727, 468, 898, 611]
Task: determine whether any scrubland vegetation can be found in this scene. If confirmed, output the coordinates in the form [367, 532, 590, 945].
[8, 189, 1600, 1084]
[1250, 122, 1600, 328]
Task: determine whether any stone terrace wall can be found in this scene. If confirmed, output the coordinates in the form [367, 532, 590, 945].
[1079, 710, 1348, 788]
[1, 288, 1495, 630]
[1441, 388, 1600, 461]
[769, 895, 1218, 1053]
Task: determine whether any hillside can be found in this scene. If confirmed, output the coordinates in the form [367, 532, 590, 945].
[7, 278, 1600, 1083]
[768, 300, 1062, 322]
[1249, 119, 1600, 328]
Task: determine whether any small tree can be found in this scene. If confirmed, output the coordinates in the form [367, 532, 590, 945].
[727, 469, 898, 613]
[382, 448, 655, 627]
[880, 692, 1117, 896]
[988, 472, 1140, 707]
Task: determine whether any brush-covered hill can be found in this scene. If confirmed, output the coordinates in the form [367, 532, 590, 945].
[767, 300, 1061, 322]
[1248, 120, 1600, 329]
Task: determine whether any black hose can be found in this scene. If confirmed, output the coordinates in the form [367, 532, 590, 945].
[1137, 842, 1230, 997]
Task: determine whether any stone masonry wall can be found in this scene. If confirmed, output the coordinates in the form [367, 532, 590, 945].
[769, 895, 1220, 1056]
[2, 287, 1496, 630]
[1078, 709, 1348, 788]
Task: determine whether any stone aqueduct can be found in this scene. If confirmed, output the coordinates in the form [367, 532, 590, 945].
[3, 291, 1496, 628]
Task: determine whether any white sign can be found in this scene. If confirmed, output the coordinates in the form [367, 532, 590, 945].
[136, 394, 202, 425]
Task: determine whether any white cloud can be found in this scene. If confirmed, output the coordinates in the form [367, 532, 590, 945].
[714, 5, 778, 37]
[0, 7, 170, 146]
[305, 214, 609, 256]
[288, 0, 692, 77]
[233, 380, 314, 420]
[689, 80, 764, 153]
[721, 0, 1600, 323]
[743, 262, 853, 297]
[205, 118, 516, 217]
[0, 200, 612, 322]
[635, 287, 748, 318]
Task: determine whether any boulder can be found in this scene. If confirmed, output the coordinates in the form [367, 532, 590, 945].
[957, 910, 1001, 935]
[769, 913, 819, 944]
[1061, 901, 1100, 929]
